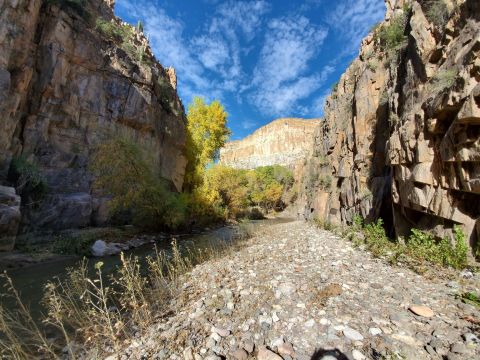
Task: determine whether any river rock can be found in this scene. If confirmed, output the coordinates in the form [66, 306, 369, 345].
[409, 305, 434, 318]
[230, 348, 248, 360]
[257, 346, 283, 360]
[0, 186, 21, 251]
[343, 327, 364, 341]
[91, 239, 125, 257]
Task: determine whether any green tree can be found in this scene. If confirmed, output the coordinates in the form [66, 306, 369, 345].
[90, 137, 186, 230]
[184, 97, 230, 191]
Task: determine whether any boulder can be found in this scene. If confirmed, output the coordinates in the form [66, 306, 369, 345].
[0, 186, 21, 251]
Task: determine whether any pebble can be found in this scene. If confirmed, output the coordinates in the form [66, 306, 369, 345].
[183, 347, 194, 360]
[352, 349, 366, 360]
[212, 326, 230, 337]
[368, 327, 382, 336]
[230, 348, 248, 360]
[451, 343, 468, 354]
[243, 340, 254, 353]
[304, 319, 315, 328]
[112, 222, 480, 360]
[210, 333, 220, 343]
[409, 305, 434, 318]
[343, 327, 364, 341]
[278, 342, 295, 357]
[257, 346, 283, 360]
[272, 312, 280, 322]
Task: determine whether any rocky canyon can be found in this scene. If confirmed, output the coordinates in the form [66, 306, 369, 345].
[220, 118, 320, 179]
[297, 0, 480, 252]
[0, 0, 187, 250]
[1, 1, 480, 359]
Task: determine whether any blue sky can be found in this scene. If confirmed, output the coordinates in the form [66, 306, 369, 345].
[115, 0, 385, 139]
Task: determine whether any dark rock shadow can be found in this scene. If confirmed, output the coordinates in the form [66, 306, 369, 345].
[310, 348, 349, 360]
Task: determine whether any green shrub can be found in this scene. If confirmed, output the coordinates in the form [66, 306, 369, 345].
[431, 68, 458, 91]
[314, 217, 334, 231]
[52, 234, 96, 256]
[363, 219, 392, 257]
[407, 226, 468, 269]
[9, 155, 47, 199]
[90, 137, 187, 230]
[378, 13, 407, 52]
[425, 0, 450, 28]
[458, 292, 480, 308]
[318, 175, 332, 191]
[449, 225, 468, 269]
[95, 18, 131, 40]
[352, 215, 363, 230]
[367, 60, 378, 71]
[342, 216, 469, 270]
[136, 20, 144, 32]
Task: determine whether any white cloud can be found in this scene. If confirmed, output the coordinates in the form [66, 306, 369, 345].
[327, 0, 385, 55]
[250, 16, 328, 116]
[241, 120, 258, 129]
[115, 0, 270, 105]
[115, 0, 209, 96]
[193, 1, 270, 85]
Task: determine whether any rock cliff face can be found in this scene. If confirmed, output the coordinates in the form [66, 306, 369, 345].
[0, 0, 187, 248]
[220, 118, 320, 173]
[300, 0, 480, 249]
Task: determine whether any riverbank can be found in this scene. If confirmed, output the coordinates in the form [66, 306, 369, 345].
[112, 221, 480, 360]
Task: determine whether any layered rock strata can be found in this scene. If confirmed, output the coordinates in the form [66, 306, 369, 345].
[220, 118, 320, 174]
[300, 0, 480, 249]
[0, 0, 187, 245]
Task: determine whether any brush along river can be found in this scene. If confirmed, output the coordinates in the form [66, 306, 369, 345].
[0, 218, 294, 323]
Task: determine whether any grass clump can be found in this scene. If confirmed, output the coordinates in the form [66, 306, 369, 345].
[376, 13, 407, 53]
[95, 19, 151, 65]
[9, 155, 47, 202]
[458, 292, 480, 308]
[431, 68, 458, 91]
[425, 0, 450, 28]
[318, 175, 332, 191]
[0, 274, 57, 359]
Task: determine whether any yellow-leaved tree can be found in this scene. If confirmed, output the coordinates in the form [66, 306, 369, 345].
[184, 96, 230, 191]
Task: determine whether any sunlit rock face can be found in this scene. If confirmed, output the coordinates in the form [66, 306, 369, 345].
[0, 0, 187, 240]
[220, 118, 321, 179]
[299, 0, 480, 248]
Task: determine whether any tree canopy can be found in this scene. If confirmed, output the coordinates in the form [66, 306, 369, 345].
[184, 96, 230, 191]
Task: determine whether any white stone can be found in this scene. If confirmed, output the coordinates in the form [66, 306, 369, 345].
[304, 319, 315, 328]
[369, 327, 382, 336]
[343, 327, 364, 341]
[272, 312, 280, 322]
[352, 349, 366, 360]
[320, 318, 330, 325]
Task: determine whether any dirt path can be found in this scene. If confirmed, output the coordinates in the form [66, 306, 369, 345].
[117, 221, 480, 360]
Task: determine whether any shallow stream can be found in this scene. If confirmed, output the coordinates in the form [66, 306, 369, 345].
[1, 218, 293, 321]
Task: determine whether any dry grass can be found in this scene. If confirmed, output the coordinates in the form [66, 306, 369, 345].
[0, 225, 257, 358]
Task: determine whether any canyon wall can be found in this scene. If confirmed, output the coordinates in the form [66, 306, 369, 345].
[299, 0, 480, 250]
[220, 118, 320, 174]
[0, 0, 187, 249]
